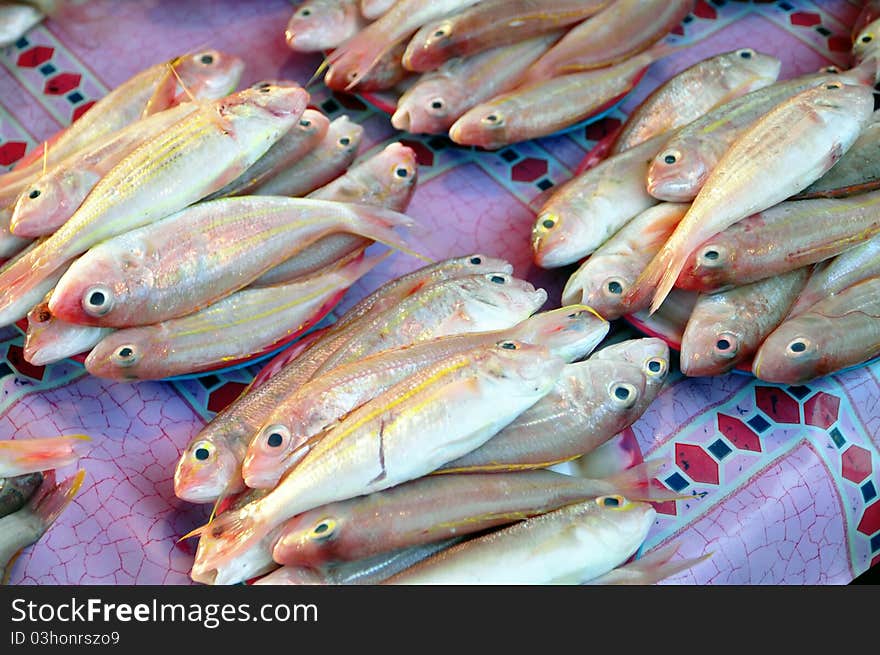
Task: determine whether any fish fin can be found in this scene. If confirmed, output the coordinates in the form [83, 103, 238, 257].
[624, 234, 688, 315]
[28, 468, 85, 529]
[601, 460, 691, 502]
[345, 206, 431, 263]
[142, 57, 186, 117]
[193, 507, 267, 571]
[3, 434, 91, 475]
[308, 57, 331, 88]
[585, 543, 712, 585]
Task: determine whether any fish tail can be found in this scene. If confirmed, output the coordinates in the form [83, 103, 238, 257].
[2, 434, 91, 475]
[585, 543, 712, 585]
[345, 206, 431, 263]
[0, 241, 59, 325]
[602, 460, 690, 502]
[626, 231, 691, 315]
[190, 507, 268, 571]
[28, 468, 85, 529]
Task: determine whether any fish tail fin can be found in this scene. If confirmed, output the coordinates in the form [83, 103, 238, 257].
[344, 205, 431, 263]
[28, 468, 86, 529]
[625, 232, 690, 315]
[586, 543, 712, 585]
[3, 434, 91, 475]
[602, 460, 691, 502]
[190, 507, 268, 570]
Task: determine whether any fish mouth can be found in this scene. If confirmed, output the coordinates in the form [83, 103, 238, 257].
[391, 108, 411, 132]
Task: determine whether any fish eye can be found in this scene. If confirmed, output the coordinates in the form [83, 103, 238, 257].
[610, 382, 638, 408]
[788, 338, 810, 354]
[339, 136, 352, 146]
[541, 218, 555, 229]
[498, 341, 518, 350]
[112, 344, 139, 367]
[489, 275, 506, 284]
[347, 70, 359, 82]
[262, 424, 291, 451]
[297, 7, 312, 17]
[597, 494, 626, 509]
[432, 27, 449, 39]
[259, 86, 271, 93]
[605, 279, 624, 295]
[737, 49, 753, 59]
[862, 34, 873, 43]
[825, 82, 842, 90]
[646, 357, 667, 376]
[469, 256, 482, 265]
[661, 150, 680, 165]
[310, 518, 337, 540]
[481, 112, 504, 127]
[82, 285, 114, 317]
[191, 441, 214, 461]
[34, 306, 52, 323]
[394, 166, 410, 178]
[704, 249, 720, 260]
[714, 333, 738, 358]
[28, 189, 40, 199]
[200, 53, 214, 65]
[299, 118, 311, 127]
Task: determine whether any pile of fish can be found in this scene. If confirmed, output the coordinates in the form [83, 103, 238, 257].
[0, 435, 88, 582]
[0, 50, 424, 380]
[534, 33, 880, 384]
[173, 254, 702, 585]
[285, 0, 698, 148]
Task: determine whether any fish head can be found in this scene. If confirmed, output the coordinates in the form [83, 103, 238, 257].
[354, 142, 418, 211]
[324, 115, 365, 159]
[295, 108, 330, 143]
[482, 340, 566, 392]
[720, 49, 781, 90]
[853, 18, 880, 63]
[591, 495, 657, 544]
[680, 311, 745, 377]
[645, 138, 707, 202]
[221, 84, 310, 140]
[677, 240, 731, 291]
[272, 510, 348, 567]
[403, 19, 455, 72]
[457, 273, 547, 326]
[449, 102, 512, 150]
[24, 294, 109, 366]
[449, 254, 515, 277]
[174, 423, 247, 505]
[191, 513, 277, 585]
[508, 305, 609, 362]
[592, 338, 670, 388]
[807, 80, 876, 131]
[241, 418, 312, 490]
[392, 77, 462, 134]
[531, 205, 592, 269]
[82, 328, 157, 380]
[11, 168, 95, 238]
[175, 49, 245, 100]
[563, 254, 641, 321]
[286, 0, 360, 52]
[751, 319, 821, 384]
[48, 241, 153, 327]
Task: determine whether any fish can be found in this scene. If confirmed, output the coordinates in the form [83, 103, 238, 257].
[0, 472, 43, 519]
[787, 233, 880, 318]
[392, 34, 560, 135]
[853, 17, 880, 64]
[752, 276, 880, 383]
[203, 108, 330, 201]
[0, 240, 66, 326]
[48, 197, 416, 327]
[853, 1, 880, 43]
[561, 203, 689, 319]
[628, 288, 700, 347]
[437, 357, 658, 473]
[675, 190, 880, 293]
[680, 268, 809, 377]
[189, 339, 566, 570]
[359, 0, 395, 20]
[241, 305, 608, 489]
[253, 142, 417, 287]
[644, 72, 857, 203]
[23, 291, 113, 366]
[0, 434, 89, 478]
[629, 80, 875, 314]
[611, 48, 782, 154]
[174, 329, 329, 505]
[325, 41, 411, 92]
[324, 0, 483, 90]
[0, 50, 245, 202]
[285, 0, 367, 52]
[250, 115, 363, 198]
[793, 112, 880, 199]
[272, 465, 677, 568]
[532, 134, 669, 268]
[174, 254, 513, 505]
[0, 204, 31, 261]
[83, 254, 382, 381]
[589, 337, 671, 386]
[0, 84, 310, 328]
[520, 0, 695, 84]
[449, 44, 673, 150]
[0, 469, 84, 583]
[382, 495, 656, 584]
[401, 0, 608, 73]
[310, 271, 548, 377]
[9, 101, 202, 238]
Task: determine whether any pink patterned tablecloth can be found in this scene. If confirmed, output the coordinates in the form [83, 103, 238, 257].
[1, 0, 878, 585]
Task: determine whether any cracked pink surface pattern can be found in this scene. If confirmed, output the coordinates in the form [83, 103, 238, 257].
[0, 0, 878, 585]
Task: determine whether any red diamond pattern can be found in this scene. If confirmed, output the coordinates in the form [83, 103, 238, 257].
[510, 158, 548, 183]
[16, 46, 54, 68]
[399, 139, 434, 167]
[755, 386, 800, 424]
[206, 382, 248, 414]
[842, 445, 872, 484]
[790, 11, 821, 27]
[694, 1, 717, 20]
[804, 392, 840, 429]
[717, 414, 762, 452]
[652, 499, 677, 516]
[72, 100, 96, 122]
[0, 141, 27, 166]
[858, 501, 880, 535]
[675, 443, 719, 485]
[5, 345, 45, 381]
[44, 72, 81, 95]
